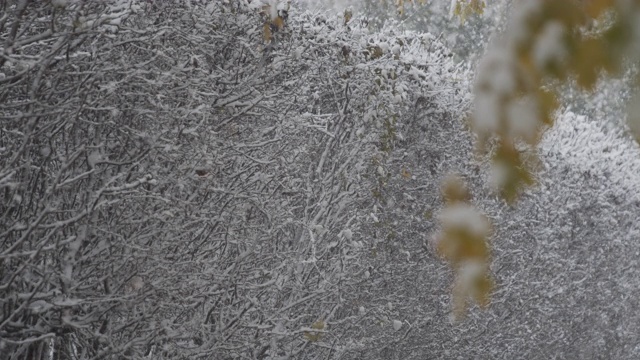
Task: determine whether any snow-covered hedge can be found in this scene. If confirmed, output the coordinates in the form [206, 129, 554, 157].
[0, 1, 468, 358]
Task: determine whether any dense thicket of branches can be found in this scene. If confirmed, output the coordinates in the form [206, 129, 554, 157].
[4, 1, 640, 359]
[0, 1, 464, 358]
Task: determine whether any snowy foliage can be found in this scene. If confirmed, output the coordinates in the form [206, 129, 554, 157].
[0, 0, 467, 358]
[438, 204, 491, 238]
[542, 110, 640, 201]
[3, 0, 640, 359]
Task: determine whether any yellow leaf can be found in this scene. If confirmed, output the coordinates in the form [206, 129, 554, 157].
[453, 0, 485, 22]
[473, 275, 493, 308]
[366, 45, 384, 60]
[311, 320, 325, 330]
[583, 0, 615, 19]
[573, 38, 606, 90]
[272, 16, 284, 30]
[492, 141, 535, 203]
[263, 23, 271, 43]
[538, 88, 559, 127]
[260, 4, 270, 17]
[344, 9, 352, 25]
[303, 320, 325, 342]
[452, 280, 468, 320]
[441, 174, 471, 204]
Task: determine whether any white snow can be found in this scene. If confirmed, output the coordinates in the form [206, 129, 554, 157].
[51, 0, 69, 8]
[438, 204, 491, 237]
[29, 300, 53, 314]
[458, 260, 486, 286]
[449, 0, 458, 19]
[541, 110, 640, 199]
[473, 93, 500, 134]
[533, 21, 568, 70]
[507, 0, 543, 48]
[506, 95, 541, 141]
[269, 0, 279, 20]
[488, 161, 511, 191]
[627, 95, 640, 140]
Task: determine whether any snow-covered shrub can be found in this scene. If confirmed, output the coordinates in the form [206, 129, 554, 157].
[0, 0, 470, 358]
